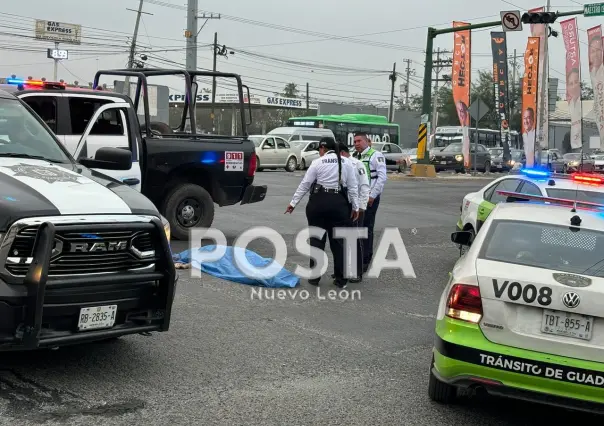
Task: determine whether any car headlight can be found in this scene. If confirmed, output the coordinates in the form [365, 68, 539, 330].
[455, 154, 463, 162]
[160, 215, 170, 242]
[570, 161, 578, 166]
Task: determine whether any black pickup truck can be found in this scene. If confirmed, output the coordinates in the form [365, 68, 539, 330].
[10, 69, 267, 240]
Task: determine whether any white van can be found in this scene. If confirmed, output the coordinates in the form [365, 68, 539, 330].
[268, 126, 335, 142]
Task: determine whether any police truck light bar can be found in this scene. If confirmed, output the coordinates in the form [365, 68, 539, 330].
[497, 190, 604, 210]
[572, 173, 604, 185]
[5, 78, 65, 90]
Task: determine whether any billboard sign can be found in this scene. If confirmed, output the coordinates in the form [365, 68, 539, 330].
[35, 20, 82, 44]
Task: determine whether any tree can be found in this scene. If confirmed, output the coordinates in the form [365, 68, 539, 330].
[281, 83, 299, 98]
[581, 82, 594, 100]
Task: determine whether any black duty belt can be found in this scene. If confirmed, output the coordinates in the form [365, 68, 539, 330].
[312, 184, 340, 194]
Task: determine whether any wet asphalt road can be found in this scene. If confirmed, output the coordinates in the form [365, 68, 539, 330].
[0, 171, 602, 425]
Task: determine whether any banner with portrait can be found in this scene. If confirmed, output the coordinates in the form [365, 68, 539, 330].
[561, 17, 582, 149]
[522, 37, 540, 168]
[588, 25, 604, 148]
[452, 21, 471, 168]
[491, 32, 511, 161]
[529, 6, 549, 153]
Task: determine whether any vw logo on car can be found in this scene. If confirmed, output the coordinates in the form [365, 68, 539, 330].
[562, 291, 581, 309]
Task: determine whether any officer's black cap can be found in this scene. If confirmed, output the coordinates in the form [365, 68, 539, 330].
[319, 137, 337, 150]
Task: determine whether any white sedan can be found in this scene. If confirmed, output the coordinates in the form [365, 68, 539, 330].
[431, 195, 604, 409]
[290, 140, 321, 170]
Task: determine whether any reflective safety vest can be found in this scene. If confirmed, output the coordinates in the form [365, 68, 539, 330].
[358, 148, 378, 183]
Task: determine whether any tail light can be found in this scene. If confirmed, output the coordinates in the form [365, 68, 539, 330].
[248, 153, 257, 177]
[446, 284, 482, 323]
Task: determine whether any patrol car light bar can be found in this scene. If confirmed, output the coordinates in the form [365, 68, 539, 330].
[497, 190, 604, 210]
[572, 174, 604, 184]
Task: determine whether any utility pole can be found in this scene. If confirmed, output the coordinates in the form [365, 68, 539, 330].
[211, 32, 218, 132]
[53, 42, 59, 81]
[388, 62, 397, 123]
[403, 59, 414, 107]
[432, 49, 452, 138]
[123, 0, 152, 95]
[185, 0, 221, 71]
[511, 49, 517, 118]
[306, 82, 310, 113]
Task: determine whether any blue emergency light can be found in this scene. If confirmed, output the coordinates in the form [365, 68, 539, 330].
[520, 168, 550, 178]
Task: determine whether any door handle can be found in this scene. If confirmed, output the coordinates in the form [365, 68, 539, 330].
[123, 178, 140, 186]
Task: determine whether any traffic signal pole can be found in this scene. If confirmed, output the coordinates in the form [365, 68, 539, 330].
[412, 8, 584, 176]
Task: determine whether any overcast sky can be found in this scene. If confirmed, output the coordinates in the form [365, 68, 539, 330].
[0, 0, 601, 106]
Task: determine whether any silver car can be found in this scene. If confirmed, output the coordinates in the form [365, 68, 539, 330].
[250, 135, 299, 172]
[290, 140, 321, 170]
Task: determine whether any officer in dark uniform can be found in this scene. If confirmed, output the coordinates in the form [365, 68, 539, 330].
[285, 137, 360, 288]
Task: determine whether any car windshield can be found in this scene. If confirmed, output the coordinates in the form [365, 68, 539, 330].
[595, 155, 604, 160]
[442, 143, 462, 152]
[0, 98, 71, 163]
[511, 150, 524, 160]
[271, 134, 292, 141]
[408, 148, 417, 155]
[564, 153, 581, 160]
[481, 219, 604, 278]
[249, 136, 264, 147]
[489, 148, 503, 157]
[372, 143, 384, 151]
[546, 188, 604, 204]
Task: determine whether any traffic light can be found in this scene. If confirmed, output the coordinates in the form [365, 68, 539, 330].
[521, 12, 557, 24]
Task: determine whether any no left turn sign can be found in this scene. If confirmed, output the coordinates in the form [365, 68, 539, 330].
[500, 10, 523, 32]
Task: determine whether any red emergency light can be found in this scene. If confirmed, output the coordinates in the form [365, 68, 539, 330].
[6, 78, 66, 90]
[572, 173, 604, 185]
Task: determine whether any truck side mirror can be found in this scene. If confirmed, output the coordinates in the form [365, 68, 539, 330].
[79, 147, 132, 170]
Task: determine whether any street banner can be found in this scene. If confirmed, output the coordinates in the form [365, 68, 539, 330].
[452, 21, 471, 169]
[588, 26, 604, 149]
[522, 37, 540, 167]
[561, 17, 583, 150]
[491, 32, 511, 162]
[530, 6, 549, 154]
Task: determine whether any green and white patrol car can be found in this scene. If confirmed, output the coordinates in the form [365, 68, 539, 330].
[432, 195, 604, 412]
[457, 169, 604, 238]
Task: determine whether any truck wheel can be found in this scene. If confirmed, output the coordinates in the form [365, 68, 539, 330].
[163, 184, 215, 241]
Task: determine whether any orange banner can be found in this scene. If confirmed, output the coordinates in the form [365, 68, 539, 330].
[452, 21, 471, 168]
[522, 37, 540, 168]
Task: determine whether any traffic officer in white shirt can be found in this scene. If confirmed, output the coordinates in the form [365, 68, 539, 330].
[285, 137, 360, 288]
[339, 142, 369, 282]
[352, 131, 387, 273]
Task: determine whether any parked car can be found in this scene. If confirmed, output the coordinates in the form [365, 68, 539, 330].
[267, 126, 335, 143]
[430, 142, 492, 173]
[249, 135, 299, 172]
[371, 142, 410, 172]
[290, 140, 320, 169]
[593, 154, 604, 172]
[559, 152, 595, 173]
[491, 148, 525, 172]
[405, 148, 418, 164]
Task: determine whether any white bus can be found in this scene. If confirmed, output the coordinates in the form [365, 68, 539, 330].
[433, 126, 521, 150]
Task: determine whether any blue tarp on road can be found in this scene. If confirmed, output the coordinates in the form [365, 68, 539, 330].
[173, 245, 299, 288]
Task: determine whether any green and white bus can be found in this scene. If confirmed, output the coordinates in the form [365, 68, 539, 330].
[286, 114, 400, 146]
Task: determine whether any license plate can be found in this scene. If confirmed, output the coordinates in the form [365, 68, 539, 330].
[497, 164, 502, 168]
[78, 305, 117, 331]
[440, 161, 447, 165]
[541, 309, 593, 341]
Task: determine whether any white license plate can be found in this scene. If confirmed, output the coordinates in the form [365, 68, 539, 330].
[497, 164, 503, 168]
[541, 309, 593, 341]
[78, 305, 117, 331]
[440, 161, 447, 165]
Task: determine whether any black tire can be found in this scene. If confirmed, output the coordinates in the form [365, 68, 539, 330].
[563, 164, 568, 174]
[428, 368, 457, 404]
[256, 156, 263, 172]
[460, 226, 475, 255]
[285, 156, 297, 172]
[483, 161, 491, 174]
[163, 184, 215, 241]
[149, 121, 173, 134]
[300, 158, 306, 170]
[398, 161, 407, 173]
